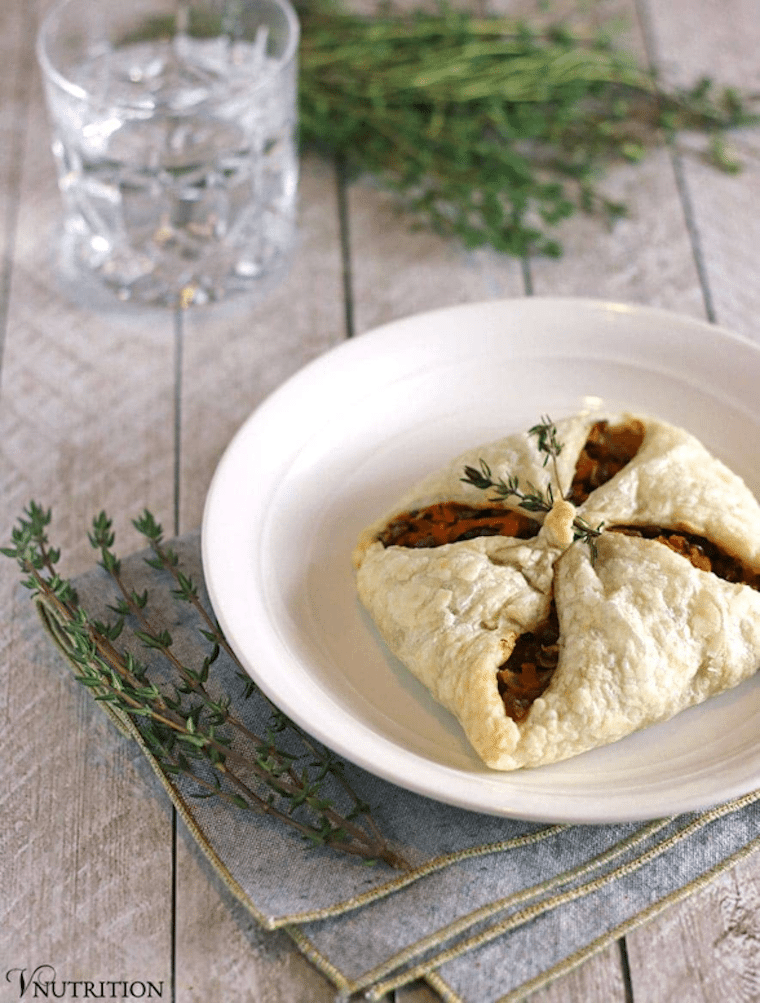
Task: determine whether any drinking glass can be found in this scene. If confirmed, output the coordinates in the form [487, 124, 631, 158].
[37, 0, 300, 309]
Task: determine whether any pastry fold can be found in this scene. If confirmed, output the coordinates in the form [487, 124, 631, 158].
[353, 412, 760, 770]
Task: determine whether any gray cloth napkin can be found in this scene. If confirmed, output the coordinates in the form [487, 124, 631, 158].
[37, 531, 760, 1003]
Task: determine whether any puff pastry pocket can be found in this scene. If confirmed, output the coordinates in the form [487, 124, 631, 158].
[353, 412, 760, 770]
[522, 531, 760, 769]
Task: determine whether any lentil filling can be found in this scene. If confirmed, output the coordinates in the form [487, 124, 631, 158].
[497, 604, 560, 723]
[610, 525, 760, 589]
[497, 526, 760, 723]
[380, 419, 646, 551]
[568, 419, 646, 504]
[378, 501, 540, 549]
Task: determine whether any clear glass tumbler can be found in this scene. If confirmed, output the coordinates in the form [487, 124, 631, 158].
[37, 0, 300, 309]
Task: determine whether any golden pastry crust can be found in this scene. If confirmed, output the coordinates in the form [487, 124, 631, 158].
[353, 412, 760, 770]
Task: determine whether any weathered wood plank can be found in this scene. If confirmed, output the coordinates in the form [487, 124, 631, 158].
[523, 0, 702, 313]
[636, 0, 760, 342]
[616, 0, 760, 998]
[0, 0, 32, 331]
[347, 183, 525, 334]
[625, 851, 760, 1003]
[1, 1, 175, 990]
[529, 146, 707, 317]
[173, 156, 348, 997]
[178, 155, 347, 529]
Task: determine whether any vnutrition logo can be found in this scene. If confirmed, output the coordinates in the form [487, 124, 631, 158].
[4, 969, 164, 999]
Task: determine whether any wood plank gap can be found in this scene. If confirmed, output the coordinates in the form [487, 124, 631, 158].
[171, 306, 183, 1003]
[0, 12, 37, 377]
[618, 938, 635, 1003]
[632, 0, 716, 323]
[521, 257, 533, 296]
[173, 307, 184, 537]
[335, 155, 356, 339]
[668, 151, 717, 323]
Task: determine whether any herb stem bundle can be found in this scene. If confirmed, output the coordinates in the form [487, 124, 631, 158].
[4, 503, 405, 870]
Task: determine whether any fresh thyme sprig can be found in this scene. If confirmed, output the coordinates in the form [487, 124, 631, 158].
[529, 414, 565, 497]
[528, 415, 563, 464]
[4, 503, 405, 870]
[461, 416, 604, 557]
[461, 459, 556, 512]
[130, 509, 393, 858]
[298, 2, 757, 257]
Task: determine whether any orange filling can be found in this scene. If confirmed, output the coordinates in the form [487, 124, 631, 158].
[378, 501, 540, 549]
[380, 419, 646, 551]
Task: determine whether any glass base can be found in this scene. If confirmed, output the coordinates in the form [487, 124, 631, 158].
[54, 226, 295, 314]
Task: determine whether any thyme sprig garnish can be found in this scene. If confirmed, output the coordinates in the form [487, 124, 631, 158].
[529, 415, 563, 464]
[529, 414, 565, 500]
[461, 459, 557, 512]
[4, 503, 406, 870]
[298, 3, 756, 257]
[461, 416, 604, 557]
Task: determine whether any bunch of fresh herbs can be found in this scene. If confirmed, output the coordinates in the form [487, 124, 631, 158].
[3, 504, 405, 869]
[298, 2, 755, 256]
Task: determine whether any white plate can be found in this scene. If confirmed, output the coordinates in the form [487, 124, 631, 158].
[202, 297, 760, 824]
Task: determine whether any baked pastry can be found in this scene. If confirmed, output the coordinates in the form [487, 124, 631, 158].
[352, 412, 760, 770]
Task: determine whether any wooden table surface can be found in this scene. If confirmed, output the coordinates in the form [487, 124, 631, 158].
[4, 1, 760, 1000]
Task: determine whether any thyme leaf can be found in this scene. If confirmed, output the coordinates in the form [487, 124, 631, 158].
[529, 414, 565, 498]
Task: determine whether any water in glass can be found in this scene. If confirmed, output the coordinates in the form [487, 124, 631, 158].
[46, 32, 298, 306]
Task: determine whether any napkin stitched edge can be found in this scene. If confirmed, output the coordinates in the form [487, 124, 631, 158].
[425, 829, 760, 1003]
[362, 789, 760, 999]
